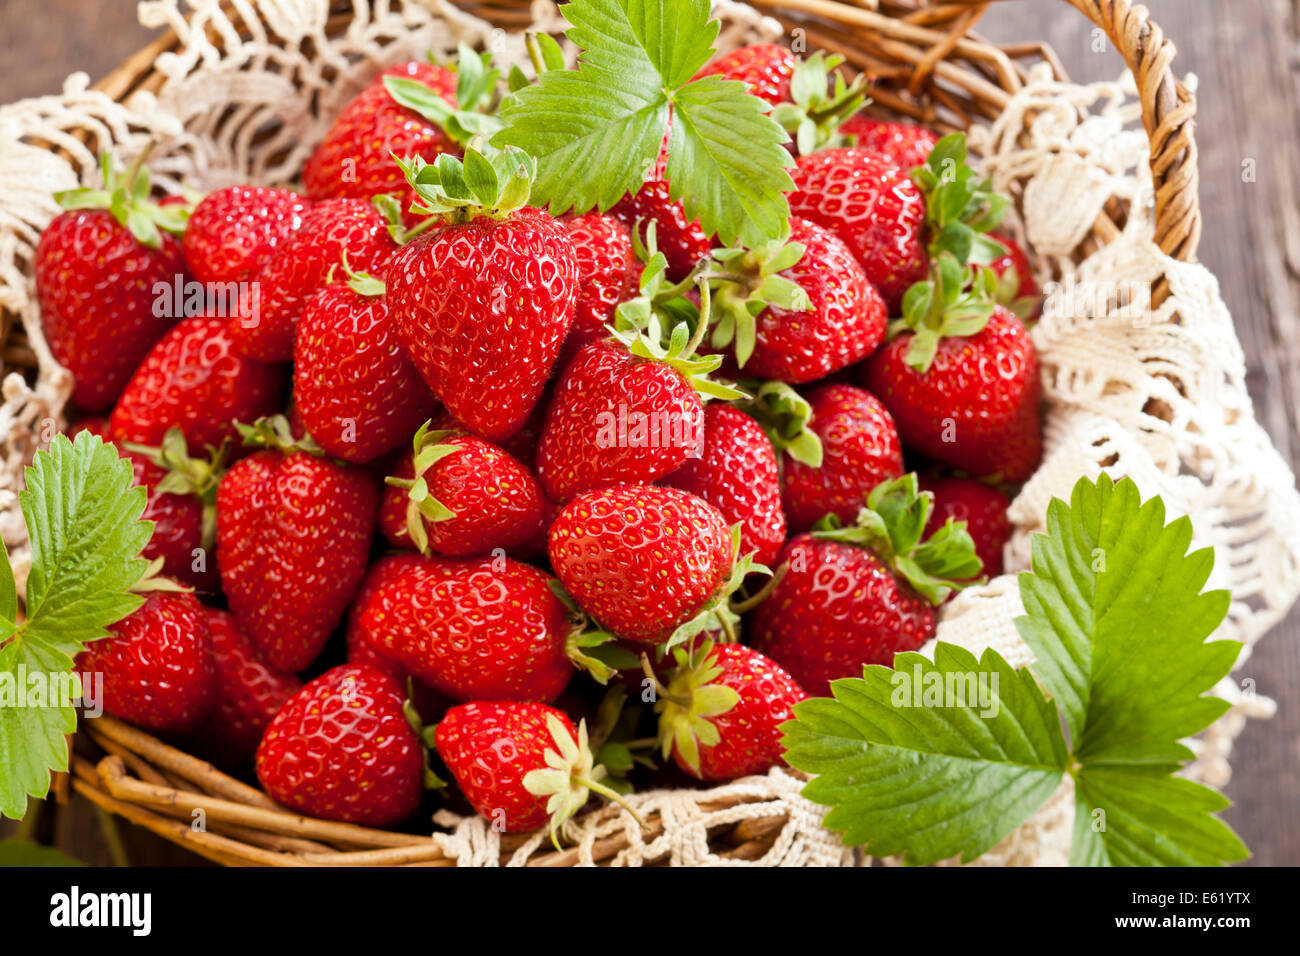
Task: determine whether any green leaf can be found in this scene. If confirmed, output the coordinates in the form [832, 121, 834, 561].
[1071, 767, 1248, 866]
[0, 431, 152, 818]
[565, 0, 716, 88]
[668, 76, 793, 247]
[1015, 474, 1238, 763]
[0, 839, 84, 867]
[783, 643, 1069, 865]
[0, 540, 16, 625]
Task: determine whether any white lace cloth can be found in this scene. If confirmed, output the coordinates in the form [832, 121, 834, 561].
[0, 0, 1294, 866]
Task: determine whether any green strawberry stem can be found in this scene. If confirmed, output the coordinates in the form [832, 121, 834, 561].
[235, 415, 326, 457]
[329, 250, 385, 297]
[728, 560, 788, 614]
[657, 525, 768, 653]
[385, 421, 463, 554]
[891, 251, 999, 374]
[402, 691, 448, 790]
[812, 473, 984, 605]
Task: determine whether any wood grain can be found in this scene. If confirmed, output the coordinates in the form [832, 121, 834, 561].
[0, 0, 1296, 866]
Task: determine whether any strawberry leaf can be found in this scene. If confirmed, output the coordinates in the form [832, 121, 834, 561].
[0, 432, 153, 818]
[783, 474, 1248, 866]
[783, 643, 1069, 865]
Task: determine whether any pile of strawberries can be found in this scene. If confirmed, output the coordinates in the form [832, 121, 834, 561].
[40, 42, 1042, 839]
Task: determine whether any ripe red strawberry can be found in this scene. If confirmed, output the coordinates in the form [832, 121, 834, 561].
[182, 185, 311, 284]
[751, 475, 981, 695]
[708, 216, 885, 383]
[536, 339, 706, 504]
[256, 664, 424, 826]
[293, 266, 435, 462]
[612, 177, 711, 282]
[232, 197, 397, 362]
[435, 701, 632, 839]
[357, 554, 574, 703]
[345, 552, 427, 686]
[920, 475, 1011, 578]
[549, 485, 733, 643]
[108, 314, 285, 455]
[35, 155, 190, 412]
[861, 259, 1042, 481]
[840, 116, 939, 171]
[190, 608, 301, 768]
[302, 61, 461, 209]
[386, 149, 578, 442]
[662, 403, 786, 567]
[118, 428, 226, 593]
[75, 590, 216, 734]
[652, 641, 806, 781]
[693, 43, 797, 105]
[560, 212, 642, 356]
[781, 383, 904, 533]
[787, 147, 928, 312]
[379, 424, 545, 557]
[216, 419, 378, 671]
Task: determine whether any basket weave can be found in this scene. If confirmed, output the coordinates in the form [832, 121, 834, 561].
[14, 0, 1206, 866]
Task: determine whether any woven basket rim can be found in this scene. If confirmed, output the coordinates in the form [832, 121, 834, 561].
[59, 0, 1201, 867]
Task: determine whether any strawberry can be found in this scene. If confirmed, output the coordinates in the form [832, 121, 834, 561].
[34, 152, 190, 411]
[920, 475, 1011, 578]
[611, 177, 711, 282]
[787, 146, 927, 312]
[303, 50, 501, 218]
[427, 400, 548, 470]
[379, 423, 545, 557]
[840, 116, 939, 171]
[232, 197, 397, 362]
[650, 641, 806, 781]
[560, 212, 642, 357]
[182, 185, 311, 284]
[345, 552, 427, 686]
[108, 314, 285, 455]
[662, 403, 786, 567]
[708, 216, 885, 384]
[750, 474, 981, 696]
[357, 553, 578, 703]
[293, 264, 435, 462]
[536, 339, 707, 504]
[549, 485, 733, 644]
[780, 383, 904, 532]
[216, 417, 378, 671]
[693, 43, 796, 105]
[861, 256, 1042, 481]
[256, 664, 424, 826]
[190, 608, 301, 768]
[75, 590, 216, 734]
[435, 701, 635, 840]
[119, 427, 227, 593]
[386, 148, 578, 442]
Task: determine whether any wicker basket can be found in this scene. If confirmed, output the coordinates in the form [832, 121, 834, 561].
[25, 0, 1201, 866]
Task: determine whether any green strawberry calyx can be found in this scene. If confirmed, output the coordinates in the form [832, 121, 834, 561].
[383, 421, 463, 555]
[769, 52, 870, 156]
[402, 690, 449, 791]
[393, 143, 536, 231]
[122, 426, 229, 555]
[968, 236, 1040, 322]
[890, 251, 999, 373]
[53, 149, 191, 250]
[383, 44, 504, 148]
[661, 525, 769, 652]
[913, 132, 1009, 266]
[234, 415, 326, 457]
[327, 251, 386, 298]
[734, 379, 822, 467]
[522, 714, 648, 850]
[812, 472, 984, 605]
[547, 580, 642, 684]
[646, 638, 740, 777]
[586, 685, 657, 795]
[706, 237, 812, 370]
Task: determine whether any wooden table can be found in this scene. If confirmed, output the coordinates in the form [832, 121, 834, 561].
[1, 0, 1296, 865]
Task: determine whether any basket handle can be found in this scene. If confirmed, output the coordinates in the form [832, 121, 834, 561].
[948, 0, 1200, 262]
